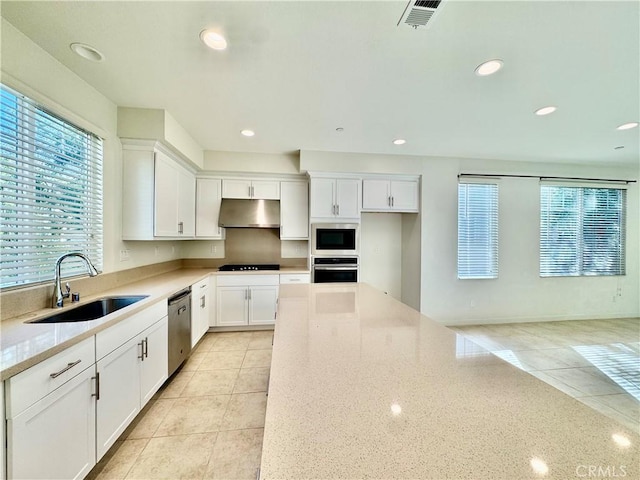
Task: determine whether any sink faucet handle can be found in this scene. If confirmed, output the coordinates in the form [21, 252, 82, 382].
[64, 282, 71, 298]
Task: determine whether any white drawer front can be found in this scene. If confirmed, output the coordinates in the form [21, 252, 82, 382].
[279, 274, 310, 284]
[217, 274, 280, 287]
[6, 336, 95, 418]
[96, 301, 167, 360]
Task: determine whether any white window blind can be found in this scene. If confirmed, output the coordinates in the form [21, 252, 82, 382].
[1, 84, 103, 288]
[457, 182, 498, 279]
[540, 185, 626, 277]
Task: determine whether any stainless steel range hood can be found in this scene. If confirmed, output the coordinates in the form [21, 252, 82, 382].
[218, 198, 280, 228]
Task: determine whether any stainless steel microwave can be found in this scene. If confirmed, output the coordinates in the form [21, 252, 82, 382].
[311, 223, 359, 256]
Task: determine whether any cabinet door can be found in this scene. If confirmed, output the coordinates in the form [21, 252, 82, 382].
[154, 151, 180, 236]
[177, 167, 196, 236]
[196, 178, 224, 238]
[248, 286, 279, 325]
[7, 367, 96, 480]
[217, 287, 249, 326]
[390, 180, 419, 212]
[222, 179, 252, 199]
[252, 180, 280, 199]
[280, 181, 309, 239]
[139, 317, 169, 406]
[96, 337, 142, 460]
[192, 279, 211, 347]
[335, 179, 360, 218]
[362, 179, 391, 210]
[310, 178, 336, 218]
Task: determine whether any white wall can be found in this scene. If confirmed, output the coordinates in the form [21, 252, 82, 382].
[301, 150, 640, 324]
[360, 213, 403, 299]
[1, 19, 183, 274]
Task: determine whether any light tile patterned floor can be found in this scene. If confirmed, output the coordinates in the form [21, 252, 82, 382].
[87, 330, 273, 480]
[454, 318, 640, 433]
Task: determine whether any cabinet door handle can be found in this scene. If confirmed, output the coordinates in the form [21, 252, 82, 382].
[92, 371, 100, 400]
[245, 289, 248, 300]
[138, 340, 145, 361]
[50, 359, 81, 378]
[201, 295, 206, 308]
[178, 221, 184, 234]
[336, 204, 340, 216]
[248, 289, 252, 301]
[391, 196, 394, 207]
[144, 337, 149, 359]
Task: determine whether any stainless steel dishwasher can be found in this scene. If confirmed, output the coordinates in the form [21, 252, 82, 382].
[167, 287, 192, 376]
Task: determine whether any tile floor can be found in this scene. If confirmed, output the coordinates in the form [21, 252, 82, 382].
[87, 330, 273, 480]
[454, 317, 640, 433]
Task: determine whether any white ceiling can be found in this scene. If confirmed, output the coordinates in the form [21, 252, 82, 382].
[2, 1, 639, 167]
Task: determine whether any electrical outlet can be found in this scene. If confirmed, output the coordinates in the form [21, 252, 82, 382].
[211, 244, 217, 254]
[119, 249, 130, 262]
[171, 246, 175, 254]
[616, 287, 622, 297]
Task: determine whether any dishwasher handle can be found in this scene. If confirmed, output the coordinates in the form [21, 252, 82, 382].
[168, 288, 192, 305]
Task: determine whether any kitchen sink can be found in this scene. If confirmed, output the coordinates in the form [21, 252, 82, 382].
[28, 295, 149, 324]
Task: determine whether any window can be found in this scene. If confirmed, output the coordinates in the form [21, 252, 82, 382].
[540, 185, 626, 277]
[0, 84, 103, 288]
[457, 182, 498, 279]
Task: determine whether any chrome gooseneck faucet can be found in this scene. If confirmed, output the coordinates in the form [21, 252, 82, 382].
[52, 252, 99, 308]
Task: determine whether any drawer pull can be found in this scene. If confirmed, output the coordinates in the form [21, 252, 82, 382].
[49, 359, 82, 378]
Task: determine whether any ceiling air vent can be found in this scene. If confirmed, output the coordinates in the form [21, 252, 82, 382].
[398, 0, 443, 29]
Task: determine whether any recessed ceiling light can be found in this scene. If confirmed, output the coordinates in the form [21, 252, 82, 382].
[240, 129, 255, 137]
[535, 106, 557, 116]
[200, 29, 227, 50]
[474, 59, 503, 76]
[70, 43, 104, 62]
[393, 139, 406, 145]
[617, 122, 639, 130]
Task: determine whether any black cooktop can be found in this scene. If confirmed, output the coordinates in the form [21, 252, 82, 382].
[218, 264, 280, 272]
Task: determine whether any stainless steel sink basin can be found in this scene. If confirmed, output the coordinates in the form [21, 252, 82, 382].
[28, 295, 149, 324]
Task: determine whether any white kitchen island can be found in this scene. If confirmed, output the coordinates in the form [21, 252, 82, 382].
[260, 283, 639, 479]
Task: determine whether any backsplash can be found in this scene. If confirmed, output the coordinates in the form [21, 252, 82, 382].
[0, 260, 182, 321]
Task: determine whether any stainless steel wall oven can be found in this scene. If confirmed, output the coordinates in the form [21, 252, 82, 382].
[311, 257, 359, 283]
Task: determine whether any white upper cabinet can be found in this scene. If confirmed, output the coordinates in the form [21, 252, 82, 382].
[122, 141, 196, 240]
[362, 177, 420, 213]
[280, 181, 309, 239]
[195, 178, 225, 239]
[310, 177, 360, 221]
[222, 179, 280, 199]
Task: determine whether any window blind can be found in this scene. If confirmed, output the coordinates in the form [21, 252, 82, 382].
[457, 183, 498, 279]
[540, 185, 626, 277]
[0, 84, 103, 288]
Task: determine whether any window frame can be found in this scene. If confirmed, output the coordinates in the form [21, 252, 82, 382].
[539, 183, 626, 278]
[457, 181, 499, 280]
[0, 83, 104, 289]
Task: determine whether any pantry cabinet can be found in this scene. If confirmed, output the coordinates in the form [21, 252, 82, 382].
[5, 337, 97, 480]
[280, 181, 309, 239]
[122, 140, 196, 240]
[191, 276, 212, 347]
[195, 178, 225, 239]
[362, 178, 419, 212]
[217, 275, 279, 326]
[222, 179, 280, 199]
[310, 177, 360, 220]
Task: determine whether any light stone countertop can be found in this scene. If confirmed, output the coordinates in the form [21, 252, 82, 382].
[0, 266, 309, 381]
[260, 282, 639, 480]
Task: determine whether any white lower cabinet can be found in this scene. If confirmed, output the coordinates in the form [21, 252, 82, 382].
[7, 366, 96, 480]
[96, 316, 168, 460]
[191, 277, 212, 347]
[216, 275, 279, 326]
